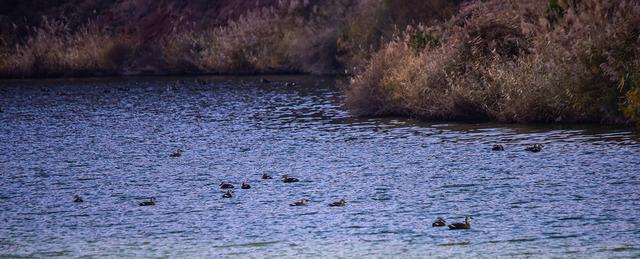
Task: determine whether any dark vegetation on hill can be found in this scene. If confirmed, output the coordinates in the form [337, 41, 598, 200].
[0, 0, 464, 76]
[0, 0, 638, 126]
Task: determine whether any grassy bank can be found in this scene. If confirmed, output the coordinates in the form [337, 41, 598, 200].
[0, 0, 638, 126]
[346, 0, 640, 126]
[0, 0, 459, 77]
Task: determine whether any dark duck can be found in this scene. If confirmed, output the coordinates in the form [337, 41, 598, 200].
[282, 175, 299, 183]
[220, 182, 234, 189]
[492, 144, 504, 151]
[525, 144, 543, 152]
[290, 199, 309, 206]
[73, 195, 84, 203]
[448, 216, 473, 230]
[241, 182, 251, 189]
[328, 199, 346, 207]
[222, 190, 234, 198]
[262, 173, 273, 179]
[432, 217, 446, 227]
[170, 149, 182, 157]
[139, 197, 156, 206]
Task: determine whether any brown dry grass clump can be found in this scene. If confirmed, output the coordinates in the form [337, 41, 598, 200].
[336, 0, 461, 73]
[160, 1, 350, 75]
[1, 0, 460, 77]
[346, 0, 640, 125]
[0, 18, 136, 78]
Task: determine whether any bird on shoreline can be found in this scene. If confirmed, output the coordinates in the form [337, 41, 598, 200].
[73, 195, 83, 203]
[220, 182, 234, 189]
[241, 182, 251, 189]
[525, 144, 543, 152]
[290, 199, 309, 206]
[492, 144, 504, 151]
[222, 190, 234, 198]
[139, 197, 156, 206]
[282, 175, 299, 183]
[262, 173, 273, 179]
[329, 199, 346, 207]
[448, 216, 473, 230]
[432, 217, 446, 227]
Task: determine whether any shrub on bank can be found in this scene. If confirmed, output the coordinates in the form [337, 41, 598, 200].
[0, 18, 136, 78]
[159, 1, 348, 75]
[336, 0, 460, 73]
[346, 0, 640, 125]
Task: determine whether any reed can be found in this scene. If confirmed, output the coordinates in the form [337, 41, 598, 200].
[0, 18, 135, 78]
[345, 0, 640, 125]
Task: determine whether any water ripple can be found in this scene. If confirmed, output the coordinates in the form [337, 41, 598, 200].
[0, 76, 639, 257]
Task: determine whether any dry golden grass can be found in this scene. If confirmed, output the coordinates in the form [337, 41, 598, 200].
[337, 0, 460, 73]
[159, 1, 347, 75]
[0, 19, 135, 77]
[346, 0, 640, 125]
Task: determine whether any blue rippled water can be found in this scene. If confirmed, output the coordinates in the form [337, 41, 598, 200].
[1, 76, 639, 257]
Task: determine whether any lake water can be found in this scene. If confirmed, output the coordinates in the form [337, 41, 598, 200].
[1, 76, 639, 258]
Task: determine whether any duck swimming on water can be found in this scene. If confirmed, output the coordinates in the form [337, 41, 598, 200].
[448, 216, 473, 230]
[282, 175, 299, 183]
[222, 190, 234, 198]
[492, 144, 504, 151]
[73, 195, 84, 203]
[432, 217, 446, 227]
[139, 197, 156, 206]
[220, 182, 234, 189]
[241, 182, 251, 189]
[170, 149, 182, 157]
[329, 199, 346, 207]
[262, 173, 273, 179]
[290, 199, 309, 206]
[525, 144, 543, 152]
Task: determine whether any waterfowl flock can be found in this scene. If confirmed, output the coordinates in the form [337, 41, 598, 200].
[259, 78, 297, 87]
[216, 174, 345, 207]
[34, 78, 564, 237]
[72, 163, 347, 210]
[491, 143, 544, 152]
[69, 145, 543, 231]
[431, 216, 473, 229]
[525, 144, 544, 152]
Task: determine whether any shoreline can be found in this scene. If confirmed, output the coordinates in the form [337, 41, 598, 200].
[1, 75, 637, 129]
